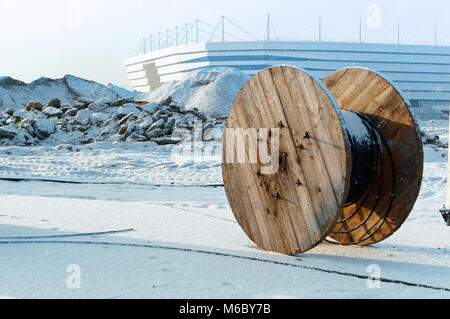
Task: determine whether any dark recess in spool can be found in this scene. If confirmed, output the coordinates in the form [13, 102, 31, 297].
[341, 111, 377, 205]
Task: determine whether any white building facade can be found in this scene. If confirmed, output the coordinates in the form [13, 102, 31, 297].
[125, 40, 450, 116]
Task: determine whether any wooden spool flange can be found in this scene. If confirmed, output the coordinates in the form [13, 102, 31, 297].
[222, 66, 351, 255]
[323, 67, 423, 246]
[222, 65, 423, 255]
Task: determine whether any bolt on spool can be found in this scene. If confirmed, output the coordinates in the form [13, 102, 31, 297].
[222, 65, 423, 255]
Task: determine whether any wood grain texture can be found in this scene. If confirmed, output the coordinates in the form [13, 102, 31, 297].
[323, 67, 424, 246]
[222, 66, 351, 255]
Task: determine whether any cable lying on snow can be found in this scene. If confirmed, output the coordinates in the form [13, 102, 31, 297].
[0, 177, 224, 188]
[0, 228, 135, 240]
[0, 239, 449, 293]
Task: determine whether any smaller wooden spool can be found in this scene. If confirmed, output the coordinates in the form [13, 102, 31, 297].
[222, 66, 423, 255]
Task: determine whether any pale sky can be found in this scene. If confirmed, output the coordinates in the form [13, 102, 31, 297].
[1, 0, 449, 88]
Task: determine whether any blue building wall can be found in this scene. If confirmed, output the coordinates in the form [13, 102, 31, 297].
[125, 41, 450, 109]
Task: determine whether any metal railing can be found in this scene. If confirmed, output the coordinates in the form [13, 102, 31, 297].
[129, 16, 260, 57]
[129, 15, 449, 58]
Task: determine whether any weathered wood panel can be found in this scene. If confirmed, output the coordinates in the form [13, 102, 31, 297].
[223, 66, 350, 255]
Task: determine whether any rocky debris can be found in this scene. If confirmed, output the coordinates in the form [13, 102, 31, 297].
[118, 112, 135, 126]
[420, 130, 448, 148]
[43, 107, 63, 118]
[47, 98, 61, 109]
[126, 132, 147, 142]
[143, 67, 250, 118]
[0, 125, 20, 138]
[0, 68, 254, 146]
[110, 98, 135, 107]
[65, 108, 78, 117]
[140, 102, 158, 114]
[0, 95, 223, 146]
[1, 73, 141, 112]
[117, 103, 140, 117]
[151, 136, 182, 145]
[25, 101, 44, 112]
[32, 118, 56, 138]
[88, 99, 109, 112]
[2, 109, 14, 117]
[75, 109, 93, 124]
[73, 100, 89, 110]
[146, 128, 165, 139]
[12, 110, 27, 121]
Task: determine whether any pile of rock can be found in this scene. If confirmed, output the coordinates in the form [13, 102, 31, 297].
[419, 130, 448, 149]
[0, 96, 225, 146]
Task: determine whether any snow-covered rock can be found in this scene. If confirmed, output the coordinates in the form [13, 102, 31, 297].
[0, 125, 20, 138]
[73, 101, 89, 110]
[91, 112, 110, 126]
[75, 109, 93, 123]
[146, 128, 164, 139]
[149, 118, 165, 131]
[47, 98, 61, 109]
[0, 68, 250, 146]
[63, 75, 119, 102]
[0, 74, 136, 111]
[13, 110, 28, 120]
[43, 107, 63, 118]
[64, 108, 79, 117]
[88, 100, 109, 112]
[143, 67, 250, 118]
[25, 101, 44, 112]
[32, 118, 56, 138]
[107, 83, 140, 99]
[117, 103, 140, 117]
[140, 102, 158, 114]
[137, 117, 154, 131]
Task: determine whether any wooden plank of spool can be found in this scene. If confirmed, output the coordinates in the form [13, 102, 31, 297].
[322, 67, 424, 246]
[222, 66, 351, 255]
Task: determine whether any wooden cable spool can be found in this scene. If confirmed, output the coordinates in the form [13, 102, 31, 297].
[222, 65, 423, 255]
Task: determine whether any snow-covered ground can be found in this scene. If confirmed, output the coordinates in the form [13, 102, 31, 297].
[0, 119, 449, 299]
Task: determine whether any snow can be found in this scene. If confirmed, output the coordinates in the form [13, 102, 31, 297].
[0, 75, 132, 111]
[42, 107, 63, 118]
[88, 100, 108, 113]
[74, 109, 93, 123]
[0, 119, 449, 298]
[0, 68, 449, 298]
[0, 125, 21, 139]
[117, 103, 141, 117]
[107, 83, 140, 100]
[32, 118, 56, 138]
[143, 67, 250, 118]
[0, 68, 249, 147]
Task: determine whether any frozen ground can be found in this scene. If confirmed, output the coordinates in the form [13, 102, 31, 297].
[0, 120, 449, 298]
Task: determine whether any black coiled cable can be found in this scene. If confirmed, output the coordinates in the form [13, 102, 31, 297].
[326, 111, 396, 245]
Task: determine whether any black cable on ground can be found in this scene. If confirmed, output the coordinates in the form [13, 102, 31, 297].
[0, 177, 224, 188]
[0, 239, 449, 293]
[0, 228, 135, 240]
